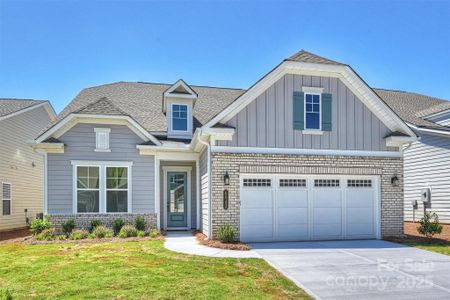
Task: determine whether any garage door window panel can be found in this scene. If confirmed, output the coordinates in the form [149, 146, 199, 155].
[243, 178, 271, 187]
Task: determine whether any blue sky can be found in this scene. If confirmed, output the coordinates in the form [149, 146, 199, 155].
[0, 0, 449, 113]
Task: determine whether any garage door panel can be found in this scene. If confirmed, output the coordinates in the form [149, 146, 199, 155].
[241, 225, 273, 241]
[347, 208, 373, 223]
[346, 223, 374, 236]
[347, 190, 374, 208]
[313, 208, 342, 223]
[241, 209, 272, 225]
[313, 223, 342, 238]
[240, 191, 272, 209]
[278, 224, 308, 240]
[278, 208, 307, 223]
[313, 190, 341, 207]
[277, 191, 308, 207]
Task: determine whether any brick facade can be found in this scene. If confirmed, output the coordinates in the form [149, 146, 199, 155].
[210, 153, 403, 240]
[49, 213, 157, 232]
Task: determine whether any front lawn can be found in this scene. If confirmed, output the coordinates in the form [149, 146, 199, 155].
[0, 240, 310, 299]
[406, 240, 450, 256]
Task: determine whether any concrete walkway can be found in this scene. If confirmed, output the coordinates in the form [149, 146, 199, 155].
[164, 231, 260, 258]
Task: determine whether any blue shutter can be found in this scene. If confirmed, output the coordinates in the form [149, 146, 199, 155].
[321, 93, 332, 131]
[293, 91, 304, 130]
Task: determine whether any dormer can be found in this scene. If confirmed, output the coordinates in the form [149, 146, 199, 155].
[163, 79, 198, 139]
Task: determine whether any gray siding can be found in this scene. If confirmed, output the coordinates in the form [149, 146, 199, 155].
[47, 124, 155, 214]
[159, 161, 197, 229]
[430, 113, 450, 126]
[0, 106, 53, 231]
[200, 148, 209, 236]
[404, 133, 450, 223]
[218, 75, 394, 151]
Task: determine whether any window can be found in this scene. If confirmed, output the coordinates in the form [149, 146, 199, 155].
[348, 179, 372, 187]
[305, 94, 321, 130]
[172, 104, 188, 131]
[76, 167, 100, 213]
[243, 179, 271, 187]
[2, 183, 11, 216]
[94, 128, 110, 152]
[106, 167, 128, 213]
[314, 179, 340, 187]
[279, 179, 306, 187]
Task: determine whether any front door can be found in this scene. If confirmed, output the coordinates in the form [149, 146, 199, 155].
[167, 172, 188, 228]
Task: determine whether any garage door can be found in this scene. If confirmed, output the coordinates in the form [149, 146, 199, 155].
[240, 175, 379, 242]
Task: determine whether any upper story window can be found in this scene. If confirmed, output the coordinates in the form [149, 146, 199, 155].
[172, 104, 188, 132]
[94, 128, 111, 152]
[305, 93, 321, 130]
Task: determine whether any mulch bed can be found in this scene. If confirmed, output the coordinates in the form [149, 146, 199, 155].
[404, 221, 450, 241]
[0, 228, 31, 243]
[22, 235, 165, 245]
[194, 232, 251, 251]
[386, 234, 450, 246]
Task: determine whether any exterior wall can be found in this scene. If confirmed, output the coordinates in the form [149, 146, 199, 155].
[50, 213, 157, 232]
[404, 133, 450, 223]
[218, 74, 396, 152]
[0, 106, 52, 231]
[47, 123, 155, 214]
[159, 161, 197, 229]
[200, 148, 209, 236]
[210, 152, 403, 240]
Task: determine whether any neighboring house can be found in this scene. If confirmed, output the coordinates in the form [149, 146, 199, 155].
[32, 50, 419, 242]
[376, 89, 450, 224]
[0, 99, 56, 232]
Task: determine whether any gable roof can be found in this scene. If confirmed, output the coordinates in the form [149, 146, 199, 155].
[374, 88, 450, 129]
[286, 50, 345, 66]
[0, 98, 48, 118]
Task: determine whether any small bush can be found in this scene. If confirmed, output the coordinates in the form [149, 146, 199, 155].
[418, 212, 443, 238]
[35, 228, 56, 241]
[149, 229, 160, 238]
[92, 226, 113, 239]
[89, 219, 103, 232]
[70, 229, 89, 240]
[62, 219, 76, 235]
[118, 225, 138, 238]
[112, 218, 125, 235]
[134, 216, 147, 231]
[137, 230, 146, 237]
[57, 234, 66, 241]
[30, 217, 52, 235]
[0, 288, 13, 300]
[217, 224, 236, 243]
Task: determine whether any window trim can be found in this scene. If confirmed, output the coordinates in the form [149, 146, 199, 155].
[94, 128, 111, 152]
[75, 166, 100, 213]
[2, 182, 12, 216]
[106, 166, 130, 213]
[304, 92, 322, 131]
[170, 103, 190, 133]
[71, 161, 132, 214]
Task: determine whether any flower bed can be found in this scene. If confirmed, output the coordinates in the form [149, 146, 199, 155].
[195, 232, 251, 251]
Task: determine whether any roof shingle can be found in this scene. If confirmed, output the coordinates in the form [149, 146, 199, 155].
[0, 98, 47, 118]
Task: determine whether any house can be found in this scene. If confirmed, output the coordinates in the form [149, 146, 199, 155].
[31, 50, 419, 242]
[0, 99, 56, 232]
[376, 89, 450, 225]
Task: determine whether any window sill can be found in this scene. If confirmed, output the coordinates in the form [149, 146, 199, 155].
[94, 149, 111, 152]
[302, 130, 324, 135]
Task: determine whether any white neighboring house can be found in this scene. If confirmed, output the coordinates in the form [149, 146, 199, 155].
[0, 99, 56, 232]
[375, 89, 450, 224]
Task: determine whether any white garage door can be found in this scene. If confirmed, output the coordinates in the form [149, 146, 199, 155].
[240, 175, 379, 242]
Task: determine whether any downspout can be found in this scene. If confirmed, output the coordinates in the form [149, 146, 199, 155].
[197, 130, 212, 239]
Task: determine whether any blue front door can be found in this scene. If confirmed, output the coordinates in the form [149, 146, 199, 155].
[167, 172, 188, 228]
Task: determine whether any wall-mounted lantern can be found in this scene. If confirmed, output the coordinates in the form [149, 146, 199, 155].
[223, 190, 229, 210]
[224, 172, 230, 186]
[391, 175, 399, 187]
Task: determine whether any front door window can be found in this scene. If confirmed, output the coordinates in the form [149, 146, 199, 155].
[167, 172, 188, 228]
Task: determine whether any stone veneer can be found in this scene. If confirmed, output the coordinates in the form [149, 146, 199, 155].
[210, 153, 403, 240]
[49, 213, 157, 232]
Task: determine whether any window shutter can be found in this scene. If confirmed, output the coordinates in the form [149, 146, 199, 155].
[293, 91, 304, 130]
[321, 93, 332, 131]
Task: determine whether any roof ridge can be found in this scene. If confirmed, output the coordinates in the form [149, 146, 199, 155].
[79, 81, 246, 92]
[73, 96, 128, 116]
[0, 98, 48, 102]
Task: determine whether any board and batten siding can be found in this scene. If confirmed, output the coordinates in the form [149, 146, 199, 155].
[217, 74, 396, 152]
[47, 124, 155, 214]
[200, 148, 209, 236]
[404, 133, 450, 223]
[0, 106, 53, 231]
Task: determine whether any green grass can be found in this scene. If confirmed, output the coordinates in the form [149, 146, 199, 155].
[0, 240, 310, 299]
[407, 241, 450, 256]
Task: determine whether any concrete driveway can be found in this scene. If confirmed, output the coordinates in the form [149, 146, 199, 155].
[251, 240, 450, 300]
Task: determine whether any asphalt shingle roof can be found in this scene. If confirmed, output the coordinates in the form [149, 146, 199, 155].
[0, 98, 46, 118]
[286, 50, 345, 65]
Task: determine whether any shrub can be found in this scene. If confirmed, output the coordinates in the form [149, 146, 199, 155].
[89, 219, 103, 232]
[112, 218, 125, 235]
[149, 229, 160, 238]
[92, 226, 114, 238]
[418, 212, 443, 238]
[30, 217, 52, 235]
[57, 234, 66, 241]
[0, 288, 13, 300]
[70, 229, 89, 240]
[118, 225, 138, 238]
[134, 216, 147, 231]
[137, 230, 146, 238]
[217, 224, 236, 243]
[35, 228, 56, 241]
[62, 219, 76, 235]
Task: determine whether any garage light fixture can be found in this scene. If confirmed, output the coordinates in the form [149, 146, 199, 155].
[391, 175, 399, 187]
[224, 172, 230, 186]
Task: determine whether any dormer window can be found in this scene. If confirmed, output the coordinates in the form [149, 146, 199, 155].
[172, 104, 188, 131]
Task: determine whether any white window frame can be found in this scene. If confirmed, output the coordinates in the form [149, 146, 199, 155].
[94, 128, 111, 152]
[75, 166, 100, 213]
[2, 182, 12, 216]
[105, 166, 130, 213]
[170, 103, 190, 134]
[302, 86, 324, 134]
[304, 92, 322, 131]
[71, 161, 132, 214]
